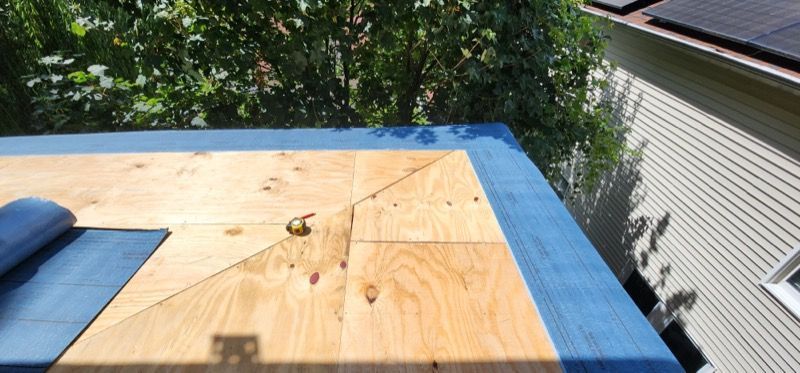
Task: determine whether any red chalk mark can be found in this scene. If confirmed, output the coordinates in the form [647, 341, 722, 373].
[309, 272, 320, 285]
[340, 260, 347, 269]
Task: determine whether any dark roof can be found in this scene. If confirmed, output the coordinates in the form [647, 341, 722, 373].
[593, 0, 640, 10]
[644, 0, 800, 62]
[587, 1, 800, 82]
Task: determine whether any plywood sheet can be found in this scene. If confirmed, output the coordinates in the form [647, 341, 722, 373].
[78, 224, 290, 341]
[338, 242, 559, 372]
[54, 207, 353, 371]
[0, 151, 355, 226]
[351, 151, 448, 203]
[351, 151, 505, 243]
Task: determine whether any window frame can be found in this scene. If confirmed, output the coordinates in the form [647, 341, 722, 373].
[761, 244, 800, 320]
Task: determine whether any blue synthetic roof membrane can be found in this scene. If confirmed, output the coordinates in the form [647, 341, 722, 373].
[0, 228, 167, 371]
[0, 198, 76, 277]
[0, 123, 680, 372]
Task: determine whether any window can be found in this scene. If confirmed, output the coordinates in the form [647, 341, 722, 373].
[787, 269, 800, 293]
[761, 245, 800, 319]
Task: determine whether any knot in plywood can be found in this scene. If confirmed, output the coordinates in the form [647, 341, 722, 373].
[365, 285, 379, 305]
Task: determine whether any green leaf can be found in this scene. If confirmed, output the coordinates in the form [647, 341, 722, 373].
[70, 22, 86, 37]
[13, 0, 618, 191]
[67, 71, 88, 83]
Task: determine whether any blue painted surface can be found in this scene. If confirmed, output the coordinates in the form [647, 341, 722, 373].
[0, 124, 680, 372]
[0, 198, 76, 277]
[0, 124, 519, 154]
[470, 149, 680, 372]
[0, 228, 167, 371]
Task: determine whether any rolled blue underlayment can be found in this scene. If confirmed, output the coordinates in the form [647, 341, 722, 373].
[0, 197, 167, 372]
[0, 198, 76, 277]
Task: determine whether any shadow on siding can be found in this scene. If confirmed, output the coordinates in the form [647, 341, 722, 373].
[566, 68, 698, 316]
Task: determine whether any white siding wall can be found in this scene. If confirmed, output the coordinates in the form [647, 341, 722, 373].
[568, 24, 800, 372]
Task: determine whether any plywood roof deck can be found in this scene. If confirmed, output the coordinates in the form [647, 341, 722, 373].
[0, 124, 682, 372]
[0, 149, 558, 371]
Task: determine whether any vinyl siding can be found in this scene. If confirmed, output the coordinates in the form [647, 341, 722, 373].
[568, 24, 800, 372]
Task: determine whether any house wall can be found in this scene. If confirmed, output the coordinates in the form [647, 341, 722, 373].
[568, 24, 800, 371]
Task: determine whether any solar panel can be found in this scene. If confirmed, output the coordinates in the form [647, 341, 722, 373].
[645, 0, 800, 62]
[751, 23, 800, 61]
[593, 0, 641, 9]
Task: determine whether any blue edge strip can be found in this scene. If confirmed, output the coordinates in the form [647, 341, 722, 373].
[0, 123, 681, 372]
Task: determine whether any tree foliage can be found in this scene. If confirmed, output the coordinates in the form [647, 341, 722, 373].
[0, 0, 620, 187]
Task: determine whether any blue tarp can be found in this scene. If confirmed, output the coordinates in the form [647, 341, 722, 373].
[0, 198, 166, 372]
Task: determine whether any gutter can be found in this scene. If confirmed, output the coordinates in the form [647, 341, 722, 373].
[583, 7, 800, 94]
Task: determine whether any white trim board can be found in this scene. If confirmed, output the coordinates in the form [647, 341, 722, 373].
[761, 244, 800, 321]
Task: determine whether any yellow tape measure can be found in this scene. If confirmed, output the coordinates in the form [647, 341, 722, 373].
[286, 213, 315, 235]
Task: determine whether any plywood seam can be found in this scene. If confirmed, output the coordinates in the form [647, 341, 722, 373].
[67, 150, 457, 347]
[336, 247, 354, 362]
[69, 233, 294, 346]
[336, 208, 356, 368]
[68, 206, 358, 347]
[75, 224, 292, 341]
[348, 152, 358, 206]
[461, 151, 508, 245]
[469, 150, 568, 366]
[351, 239, 507, 244]
[350, 150, 454, 206]
[56, 207, 355, 369]
[351, 151, 506, 244]
[146, 223, 291, 226]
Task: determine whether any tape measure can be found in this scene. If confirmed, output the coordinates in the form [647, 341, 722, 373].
[286, 213, 315, 235]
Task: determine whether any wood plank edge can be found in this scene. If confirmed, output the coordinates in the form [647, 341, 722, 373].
[349, 150, 454, 206]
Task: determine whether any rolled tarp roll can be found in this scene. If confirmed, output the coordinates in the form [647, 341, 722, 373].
[0, 197, 76, 277]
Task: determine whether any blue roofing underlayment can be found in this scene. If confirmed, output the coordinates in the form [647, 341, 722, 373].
[0, 123, 681, 372]
[0, 198, 166, 372]
[0, 199, 77, 277]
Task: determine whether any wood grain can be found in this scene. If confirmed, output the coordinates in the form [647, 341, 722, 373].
[3, 150, 558, 371]
[0, 150, 357, 346]
[351, 151, 505, 243]
[1, 150, 477, 349]
[0, 151, 355, 226]
[351, 151, 448, 203]
[54, 207, 353, 371]
[338, 242, 559, 373]
[77, 224, 289, 341]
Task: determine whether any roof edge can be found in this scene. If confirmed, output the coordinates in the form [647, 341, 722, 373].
[0, 123, 521, 156]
